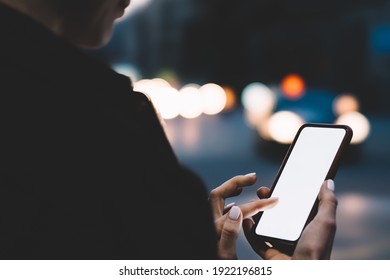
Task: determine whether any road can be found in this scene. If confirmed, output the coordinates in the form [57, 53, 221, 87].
[164, 109, 390, 260]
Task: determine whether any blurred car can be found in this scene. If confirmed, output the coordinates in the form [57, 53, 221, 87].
[241, 74, 370, 161]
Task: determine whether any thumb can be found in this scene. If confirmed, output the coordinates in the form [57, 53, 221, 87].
[218, 206, 242, 259]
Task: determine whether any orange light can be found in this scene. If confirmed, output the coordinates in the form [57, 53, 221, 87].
[222, 86, 237, 112]
[280, 74, 306, 100]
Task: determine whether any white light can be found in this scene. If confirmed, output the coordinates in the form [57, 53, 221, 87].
[199, 83, 227, 115]
[133, 79, 154, 97]
[179, 85, 203, 119]
[154, 87, 180, 120]
[241, 82, 276, 117]
[335, 112, 370, 144]
[267, 111, 305, 144]
[133, 78, 181, 120]
[133, 79, 161, 104]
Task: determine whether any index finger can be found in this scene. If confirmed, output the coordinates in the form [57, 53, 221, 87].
[209, 173, 257, 218]
[240, 197, 279, 219]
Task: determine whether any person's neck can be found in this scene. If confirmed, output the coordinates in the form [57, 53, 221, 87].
[0, 0, 61, 35]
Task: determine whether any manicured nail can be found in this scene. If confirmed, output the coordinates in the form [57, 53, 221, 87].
[228, 206, 241, 221]
[244, 172, 256, 177]
[225, 202, 236, 209]
[326, 180, 335, 191]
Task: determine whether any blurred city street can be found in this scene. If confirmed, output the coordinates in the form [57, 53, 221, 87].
[164, 110, 390, 260]
[98, 0, 390, 260]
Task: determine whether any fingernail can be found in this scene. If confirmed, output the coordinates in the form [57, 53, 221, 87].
[244, 172, 256, 177]
[326, 180, 335, 191]
[225, 202, 236, 209]
[228, 206, 241, 221]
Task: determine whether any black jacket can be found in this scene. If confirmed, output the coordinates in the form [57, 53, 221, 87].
[0, 3, 217, 259]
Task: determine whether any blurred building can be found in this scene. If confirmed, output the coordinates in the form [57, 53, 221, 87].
[94, 0, 390, 114]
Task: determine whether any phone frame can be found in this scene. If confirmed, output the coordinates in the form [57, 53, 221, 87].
[253, 123, 353, 254]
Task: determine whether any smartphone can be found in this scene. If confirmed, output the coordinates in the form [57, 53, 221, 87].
[254, 123, 352, 253]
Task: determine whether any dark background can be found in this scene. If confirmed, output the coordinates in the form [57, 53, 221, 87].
[92, 0, 390, 115]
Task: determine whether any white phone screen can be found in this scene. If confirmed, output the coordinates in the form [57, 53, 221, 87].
[255, 126, 347, 242]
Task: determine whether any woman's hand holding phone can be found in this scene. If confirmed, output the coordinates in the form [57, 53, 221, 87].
[210, 123, 349, 259]
[242, 179, 337, 260]
[209, 173, 278, 259]
[251, 124, 350, 255]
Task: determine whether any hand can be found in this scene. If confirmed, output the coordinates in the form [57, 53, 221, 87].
[209, 173, 278, 259]
[243, 179, 337, 260]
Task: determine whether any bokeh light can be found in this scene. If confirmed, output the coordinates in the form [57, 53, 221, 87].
[178, 84, 203, 119]
[134, 79, 232, 120]
[150, 78, 171, 88]
[339, 193, 371, 218]
[133, 78, 155, 97]
[156, 69, 181, 90]
[241, 82, 277, 117]
[335, 111, 370, 144]
[133, 78, 170, 100]
[153, 87, 180, 120]
[199, 83, 227, 115]
[267, 111, 305, 144]
[222, 86, 237, 112]
[333, 93, 360, 116]
[134, 78, 181, 119]
[280, 74, 306, 100]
